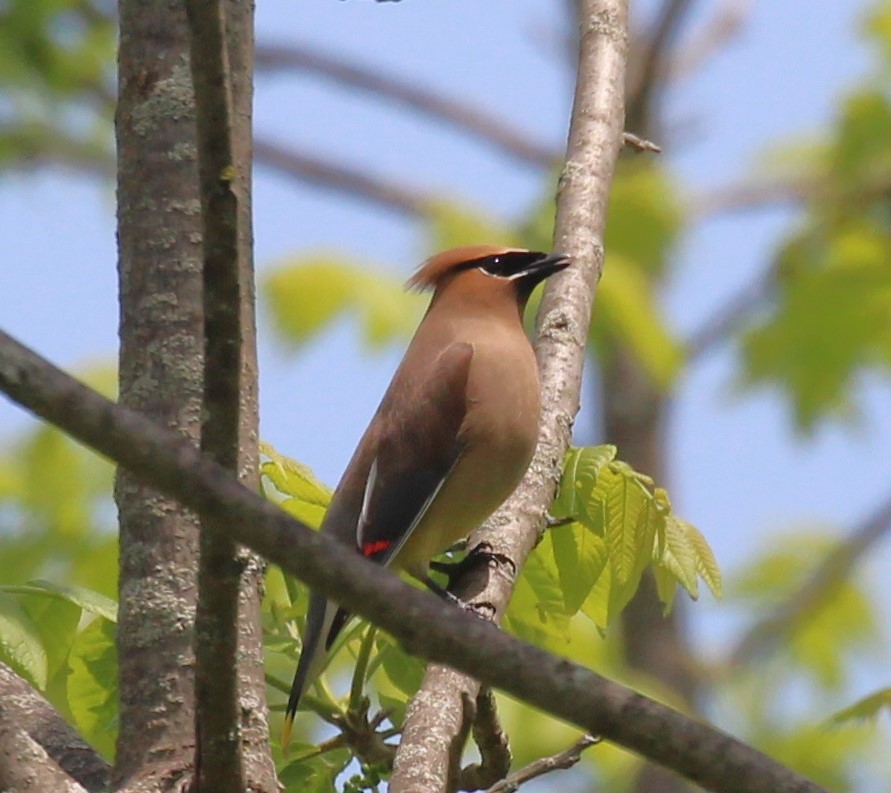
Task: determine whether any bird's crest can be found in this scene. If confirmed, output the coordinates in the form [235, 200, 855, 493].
[406, 245, 525, 291]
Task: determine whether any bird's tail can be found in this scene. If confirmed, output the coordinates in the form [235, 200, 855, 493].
[281, 591, 338, 749]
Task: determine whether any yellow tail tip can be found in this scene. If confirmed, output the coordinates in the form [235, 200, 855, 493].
[281, 712, 295, 753]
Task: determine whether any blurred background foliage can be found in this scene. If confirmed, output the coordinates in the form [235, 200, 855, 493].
[1, 0, 890, 791]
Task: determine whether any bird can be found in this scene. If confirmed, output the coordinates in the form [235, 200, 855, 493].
[281, 245, 570, 747]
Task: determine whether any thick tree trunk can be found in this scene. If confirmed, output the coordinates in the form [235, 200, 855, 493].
[114, 2, 274, 789]
[114, 2, 203, 788]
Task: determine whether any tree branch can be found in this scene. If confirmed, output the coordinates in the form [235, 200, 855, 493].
[0, 723, 88, 793]
[730, 491, 891, 667]
[0, 663, 110, 792]
[0, 330, 828, 793]
[626, 0, 697, 131]
[484, 734, 600, 793]
[255, 43, 558, 169]
[113, 2, 203, 786]
[185, 1, 248, 789]
[457, 689, 511, 791]
[254, 137, 433, 218]
[669, 0, 753, 82]
[390, 3, 630, 791]
[684, 263, 775, 362]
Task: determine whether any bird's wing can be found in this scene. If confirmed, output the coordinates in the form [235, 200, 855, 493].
[355, 341, 474, 567]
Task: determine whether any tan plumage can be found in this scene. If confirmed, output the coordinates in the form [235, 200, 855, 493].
[282, 245, 570, 746]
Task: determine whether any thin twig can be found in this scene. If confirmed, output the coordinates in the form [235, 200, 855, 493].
[0, 330, 831, 793]
[684, 263, 776, 362]
[185, 0, 246, 789]
[670, 0, 753, 81]
[627, 0, 698, 130]
[255, 42, 558, 169]
[485, 735, 601, 793]
[730, 491, 891, 667]
[623, 131, 662, 153]
[458, 689, 512, 791]
[254, 137, 432, 218]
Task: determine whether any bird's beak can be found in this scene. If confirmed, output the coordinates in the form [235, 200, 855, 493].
[516, 252, 571, 283]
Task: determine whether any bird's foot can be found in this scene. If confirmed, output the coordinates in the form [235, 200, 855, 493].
[429, 541, 516, 583]
[422, 575, 495, 620]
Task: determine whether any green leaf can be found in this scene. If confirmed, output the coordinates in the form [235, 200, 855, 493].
[425, 201, 515, 251]
[604, 160, 683, 275]
[653, 516, 700, 604]
[550, 521, 609, 615]
[600, 463, 659, 595]
[263, 255, 421, 351]
[279, 744, 351, 793]
[375, 635, 426, 699]
[22, 579, 118, 623]
[67, 617, 118, 760]
[0, 591, 48, 690]
[506, 533, 571, 644]
[686, 521, 722, 598]
[733, 533, 877, 690]
[552, 444, 616, 520]
[829, 688, 891, 724]
[741, 219, 891, 429]
[261, 442, 332, 530]
[651, 516, 723, 611]
[17, 590, 81, 680]
[594, 255, 683, 388]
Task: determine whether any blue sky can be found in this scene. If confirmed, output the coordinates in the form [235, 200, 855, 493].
[1, 0, 888, 704]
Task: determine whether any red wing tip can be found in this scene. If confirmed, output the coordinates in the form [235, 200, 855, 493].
[362, 539, 392, 557]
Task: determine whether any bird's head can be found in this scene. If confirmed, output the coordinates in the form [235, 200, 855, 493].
[407, 245, 571, 309]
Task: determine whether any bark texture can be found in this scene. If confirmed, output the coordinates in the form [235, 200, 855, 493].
[185, 0, 276, 789]
[390, 3, 630, 791]
[114, 1, 202, 787]
[0, 663, 110, 792]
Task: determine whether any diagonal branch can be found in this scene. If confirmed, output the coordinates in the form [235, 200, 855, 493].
[669, 0, 753, 82]
[0, 663, 110, 792]
[0, 723, 88, 793]
[254, 137, 433, 218]
[730, 491, 891, 667]
[255, 43, 558, 169]
[684, 263, 775, 362]
[0, 329, 830, 793]
[484, 734, 600, 793]
[627, 0, 698, 131]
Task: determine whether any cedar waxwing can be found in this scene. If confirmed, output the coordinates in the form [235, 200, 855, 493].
[282, 245, 570, 745]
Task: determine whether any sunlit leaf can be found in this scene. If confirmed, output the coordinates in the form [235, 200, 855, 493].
[741, 219, 891, 429]
[67, 616, 118, 760]
[605, 159, 683, 275]
[263, 255, 421, 351]
[17, 590, 81, 680]
[506, 534, 571, 645]
[550, 520, 609, 615]
[279, 744, 351, 793]
[595, 256, 682, 388]
[261, 442, 332, 529]
[551, 444, 616, 520]
[829, 688, 891, 724]
[21, 579, 118, 623]
[425, 200, 515, 251]
[0, 591, 48, 690]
